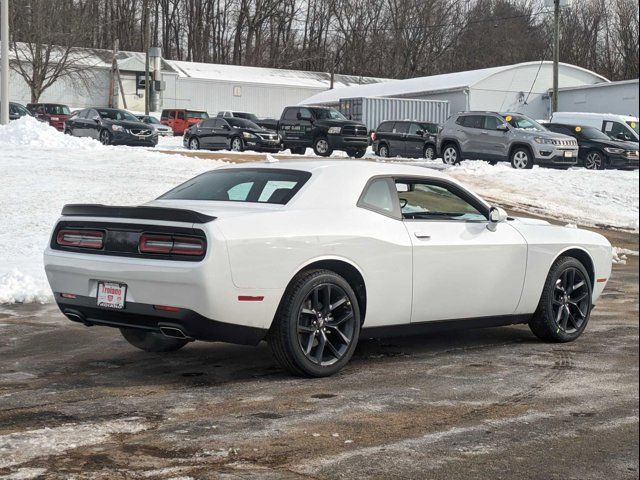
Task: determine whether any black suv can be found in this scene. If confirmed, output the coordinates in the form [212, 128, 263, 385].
[278, 106, 368, 157]
[372, 120, 439, 159]
[65, 108, 158, 146]
[184, 117, 280, 152]
[546, 123, 639, 170]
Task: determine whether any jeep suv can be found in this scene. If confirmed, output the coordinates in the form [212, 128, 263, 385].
[278, 106, 368, 157]
[437, 112, 579, 169]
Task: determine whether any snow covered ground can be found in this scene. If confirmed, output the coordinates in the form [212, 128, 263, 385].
[0, 117, 638, 304]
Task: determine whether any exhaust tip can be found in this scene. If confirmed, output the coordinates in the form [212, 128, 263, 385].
[63, 310, 90, 325]
[159, 325, 190, 340]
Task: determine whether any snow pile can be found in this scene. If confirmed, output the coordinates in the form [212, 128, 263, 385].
[611, 247, 639, 265]
[444, 161, 639, 232]
[0, 116, 103, 150]
[0, 119, 225, 304]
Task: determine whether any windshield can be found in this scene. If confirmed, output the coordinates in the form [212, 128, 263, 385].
[579, 126, 611, 141]
[227, 118, 261, 129]
[159, 169, 312, 205]
[12, 103, 30, 116]
[627, 121, 639, 135]
[187, 111, 209, 119]
[235, 112, 259, 121]
[502, 114, 546, 132]
[141, 116, 161, 124]
[44, 105, 70, 115]
[98, 109, 139, 122]
[311, 108, 346, 120]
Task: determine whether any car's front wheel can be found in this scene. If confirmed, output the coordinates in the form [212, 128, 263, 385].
[510, 147, 534, 169]
[231, 136, 244, 152]
[529, 256, 592, 343]
[424, 144, 436, 160]
[268, 269, 361, 377]
[188, 137, 200, 150]
[100, 129, 111, 146]
[378, 144, 390, 157]
[584, 150, 605, 170]
[313, 137, 333, 157]
[120, 328, 189, 352]
[442, 144, 460, 165]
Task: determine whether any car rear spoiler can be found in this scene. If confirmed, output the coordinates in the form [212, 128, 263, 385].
[61, 204, 216, 224]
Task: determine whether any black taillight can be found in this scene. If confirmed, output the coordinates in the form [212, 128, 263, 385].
[56, 230, 104, 249]
[139, 233, 205, 256]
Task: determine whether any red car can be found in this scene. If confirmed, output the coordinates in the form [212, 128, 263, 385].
[27, 103, 72, 131]
[160, 109, 209, 135]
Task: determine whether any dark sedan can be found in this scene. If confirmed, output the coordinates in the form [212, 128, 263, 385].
[546, 123, 639, 170]
[65, 108, 158, 147]
[183, 117, 280, 152]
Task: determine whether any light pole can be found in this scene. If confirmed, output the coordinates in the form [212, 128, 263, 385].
[1, 0, 9, 125]
[552, 0, 560, 113]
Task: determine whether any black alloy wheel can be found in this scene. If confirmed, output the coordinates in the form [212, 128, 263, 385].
[529, 256, 592, 342]
[100, 129, 111, 145]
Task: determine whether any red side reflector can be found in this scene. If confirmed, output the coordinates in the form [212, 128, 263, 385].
[238, 296, 264, 302]
[596, 278, 608, 283]
[60, 293, 77, 299]
[56, 230, 104, 249]
[153, 305, 181, 312]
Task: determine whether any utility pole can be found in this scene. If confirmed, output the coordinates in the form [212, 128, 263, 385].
[1, 0, 9, 125]
[143, 0, 150, 115]
[552, 0, 560, 113]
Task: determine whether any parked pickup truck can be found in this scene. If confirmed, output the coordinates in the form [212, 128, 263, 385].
[277, 106, 369, 157]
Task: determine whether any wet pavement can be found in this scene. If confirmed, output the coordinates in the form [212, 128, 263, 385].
[0, 227, 637, 480]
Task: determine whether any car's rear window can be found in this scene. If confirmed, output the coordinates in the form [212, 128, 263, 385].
[159, 169, 312, 205]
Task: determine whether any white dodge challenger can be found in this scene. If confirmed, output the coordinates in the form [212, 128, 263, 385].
[44, 161, 612, 377]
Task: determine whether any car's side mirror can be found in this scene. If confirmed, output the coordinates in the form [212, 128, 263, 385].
[616, 133, 629, 141]
[496, 124, 509, 132]
[415, 130, 424, 136]
[92, 115, 101, 122]
[487, 206, 508, 231]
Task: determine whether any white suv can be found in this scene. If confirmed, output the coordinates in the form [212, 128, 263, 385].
[437, 112, 579, 169]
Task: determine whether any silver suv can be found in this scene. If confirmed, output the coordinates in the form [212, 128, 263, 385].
[437, 112, 579, 169]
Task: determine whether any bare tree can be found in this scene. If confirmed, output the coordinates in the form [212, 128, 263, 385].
[9, 0, 97, 103]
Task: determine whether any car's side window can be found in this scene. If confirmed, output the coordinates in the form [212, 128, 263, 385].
[377, 122, 393, 133]
[408, 123, 422, 135]
[394, 122, 409, 134]
[483, 115, 503, 130]
[464, 115, 484, 129]
[358, 178, 399, 218]
[395, 180, 487, 222]
[177, 111, 186, 120]
[283, 108, 297, 121]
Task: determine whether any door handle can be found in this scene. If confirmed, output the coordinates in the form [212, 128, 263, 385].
[414, 232, 431, 239]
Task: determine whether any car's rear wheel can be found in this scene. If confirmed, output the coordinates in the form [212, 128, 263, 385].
[528, 256, 592, 343]
[584, 150, 605, 170]
[442, 144, 460, 165]
[268, 269, 360, 377]
[424, 145, 436, 160]
[313, 137, 333, 157]
[120, 328, 189, 352]
[378, 144, 390, 157]
[100, 129, 111, 146]
[188, 137, 200, 150]
[231, 136, 244, 152]
[510, 147, 533, 169]
[347, 148, 366, 158]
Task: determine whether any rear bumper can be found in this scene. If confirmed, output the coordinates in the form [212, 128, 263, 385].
[56, 294, 266, 345]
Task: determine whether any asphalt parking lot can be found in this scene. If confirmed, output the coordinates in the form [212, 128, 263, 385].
[0, 225, 637, 480]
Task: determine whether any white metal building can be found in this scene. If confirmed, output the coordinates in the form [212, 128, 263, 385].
[3, 45, 388, 117]
[556, 79, 639, 118]
[301, 61, 610, 120]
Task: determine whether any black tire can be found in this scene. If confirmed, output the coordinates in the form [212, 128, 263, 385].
[230, 136, 244, 152]
[529, 256, 593, 343]
[442, 143, 461, 165]
[99, 129, 111, 146]
[488, 160, 499, 166]
[120, 328, 189, 353]
[378, 143, 390, 157]
[584, 150, 606, 170]
[313, 137, 333, 157]
[188, 137, 200, 150]
[346, 148, 366, 158]
[267, 269, 361, 377]
[510, 147, 534, 169]
[424, 144, 436, 160]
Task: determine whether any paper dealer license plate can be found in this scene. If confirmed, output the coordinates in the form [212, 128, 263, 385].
[97, 282, 127, 309]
